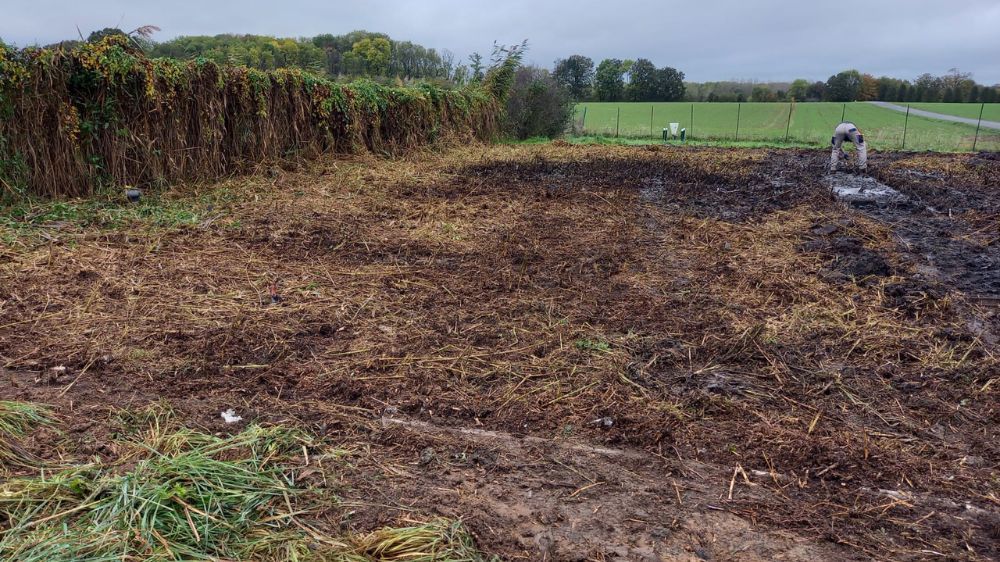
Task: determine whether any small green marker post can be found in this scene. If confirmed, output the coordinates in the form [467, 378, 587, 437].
[973, 103, 985, 152]
[901, 105, 910, 150]
[690, 103, 694, 140]
[784, 103, 793, 143]
[735, 103, 741, 141]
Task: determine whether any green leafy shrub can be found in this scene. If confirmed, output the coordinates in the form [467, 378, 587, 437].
[504, 66, 574, 139]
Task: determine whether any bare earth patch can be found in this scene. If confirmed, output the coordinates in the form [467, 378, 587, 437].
[2, 144, 998, 560]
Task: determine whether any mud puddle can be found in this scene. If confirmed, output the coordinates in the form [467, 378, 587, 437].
[828, 172, 907, 204]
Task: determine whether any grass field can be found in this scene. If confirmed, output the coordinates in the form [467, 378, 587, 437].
[906, 102, 1000, 122]
[573, 102, 1000, 151]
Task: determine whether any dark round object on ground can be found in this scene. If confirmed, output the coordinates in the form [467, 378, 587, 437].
[126, 189, 141, 203]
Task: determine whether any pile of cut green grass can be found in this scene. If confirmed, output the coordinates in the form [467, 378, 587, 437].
[0, 402, 493, 561]
[0, 401, 54, 438]
[0, 401, 55, 472]
[0, 185, 241, 247]
[343, 518, 492, 562]
[0, 424, 313, 560]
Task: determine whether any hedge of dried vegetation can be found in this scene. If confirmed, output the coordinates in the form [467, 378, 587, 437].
[0, 36, 511, 199]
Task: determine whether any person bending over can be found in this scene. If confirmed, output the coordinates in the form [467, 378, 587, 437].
[830, 122, 867, 172]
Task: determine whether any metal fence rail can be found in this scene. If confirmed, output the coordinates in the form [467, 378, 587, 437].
[571, 102, 1000, 152]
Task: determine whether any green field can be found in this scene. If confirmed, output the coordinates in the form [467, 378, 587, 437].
[906, 102, 1000, 122]
[573, 102, 1000, 151]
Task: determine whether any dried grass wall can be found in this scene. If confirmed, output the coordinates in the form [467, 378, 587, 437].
[0, 36, 501, 198]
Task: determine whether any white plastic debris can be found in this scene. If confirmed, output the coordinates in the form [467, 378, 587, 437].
[221, 409, 243, 424]
[592, 417, 614, 428]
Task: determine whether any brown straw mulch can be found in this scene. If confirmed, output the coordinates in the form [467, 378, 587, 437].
[1, 144, 998, 560]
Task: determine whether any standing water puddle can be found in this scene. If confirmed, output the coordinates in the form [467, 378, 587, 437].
[828, 173, 906, 204]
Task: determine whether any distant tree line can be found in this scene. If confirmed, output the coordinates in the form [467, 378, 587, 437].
[685, 69, 999, 103]
[152, 31, 476, 82]
[552, 55, 686, 102]
[155, 31, 479, 82]
[544, 57, 999, 105]
[37, 29, 479, 84]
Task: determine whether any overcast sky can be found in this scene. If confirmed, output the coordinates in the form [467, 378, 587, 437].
[3, 0, 999, 84]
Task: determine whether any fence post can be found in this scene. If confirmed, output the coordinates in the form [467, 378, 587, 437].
[581, 106, 588, 134]
[690, 103, 694, 140]
[735, 103, 741, 141]
[784, 102, 793, 143]
[973, 102, 985, 152]
[650, 105, 654, 139]
[841, 103, 846, 122]
[901, 105, 910, 150]
[616, 107, 620, 138]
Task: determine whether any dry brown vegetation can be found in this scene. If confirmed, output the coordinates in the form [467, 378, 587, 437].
[1, 143, 998, 560]
[0, 37, 502, 199]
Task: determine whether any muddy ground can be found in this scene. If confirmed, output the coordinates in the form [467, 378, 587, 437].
[1, 144, 998, 560]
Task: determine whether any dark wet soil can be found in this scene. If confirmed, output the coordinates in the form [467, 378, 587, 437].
[801, 234, 894, 283]
[456, 149, 828, 222]
[869, 153, 1000, 300]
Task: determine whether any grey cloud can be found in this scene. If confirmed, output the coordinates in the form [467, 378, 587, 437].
[3, 0, 998, 83]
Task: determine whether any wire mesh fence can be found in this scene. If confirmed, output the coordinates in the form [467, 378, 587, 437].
[571, 102, 1000, 152]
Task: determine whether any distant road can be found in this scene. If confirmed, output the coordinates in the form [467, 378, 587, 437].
[868, 101, 1000, 130]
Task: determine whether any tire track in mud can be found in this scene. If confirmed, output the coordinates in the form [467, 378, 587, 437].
[376, 413, 864, 562]
[380, 412, 993, 562]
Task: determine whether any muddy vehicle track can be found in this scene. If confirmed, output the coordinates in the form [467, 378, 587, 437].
[847, 156, 1000, 341]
